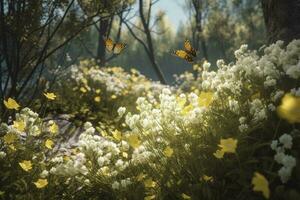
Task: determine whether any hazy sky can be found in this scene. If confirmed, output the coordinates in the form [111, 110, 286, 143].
[145, 0, 188, 30]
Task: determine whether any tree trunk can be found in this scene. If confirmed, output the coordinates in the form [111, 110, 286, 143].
[261, 0, 300, 44]
[97, 18, 110, 66]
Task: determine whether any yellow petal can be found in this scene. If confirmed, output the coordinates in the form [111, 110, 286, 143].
[44, 92, 56, 100]
[3, 132, 17, 144]
[94, 96, 101, 103]
[80, 87, 87, 93]
[213, 149, 224, 159]
[144, 195, 156, 200]
[33, 179, 48, 189]
[45, 139, 54, 149]
[163, 146, 174, 157]
[202, 175, 213, 182]
[198, 92, 214, 107]
[127, 135, 141, 148]
[181, 104, 194, 116]
[3, 98, 20, 110]
[218, 138, 238, 153]
[19, 160, 32, 172]
[137, 173, 146, 181]
[144, 178, 156, 188]
[112, 130, 122, 141]
[49, 122, 59, 134]
[13, 120, 26, 132]
[181, 193, 191, 200]
[277, 93, 300, 123]
[252, 172, 270, 199]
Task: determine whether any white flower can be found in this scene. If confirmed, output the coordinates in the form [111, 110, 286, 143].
[268, 103, 276, 111]
[228, 99, 239, 114]
[274, 152, 286, 164]
[117, 107, 126, 117]
[238, 124, 248, 133]
[203, 62, 211, 70]
[40, 170, 49, 178]
[239, 117, 247, 124]
[291, 88, 300, 97]
[279, 134, 293, 149]
[84, 179, 90, 185]
[112, 181, 120, 190]
[84, 122, 93, 130]
[282, 155, 296, 169]
[278, 166, 292, 183]
[270, 140, 278, 150]
[0, 151, 6, 158]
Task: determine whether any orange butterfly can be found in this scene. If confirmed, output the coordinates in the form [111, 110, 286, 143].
[104, 38, 127, 54]
[173, 40, 197, 63]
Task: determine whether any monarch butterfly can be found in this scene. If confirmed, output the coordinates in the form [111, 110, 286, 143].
[104, 38, 126, 54]
[173, 40, 197, 63]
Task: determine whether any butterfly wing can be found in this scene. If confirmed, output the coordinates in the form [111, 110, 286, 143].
[104, 38, 114, 52]
[113, 43, 127, 54]
[184, 40, 197, 57]
[174, 50, 194, 63]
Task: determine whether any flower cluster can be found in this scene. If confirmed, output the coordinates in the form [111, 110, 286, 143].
[271, 133, 297, 183]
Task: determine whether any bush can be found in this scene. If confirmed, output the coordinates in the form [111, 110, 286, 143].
[1, 40, 300, 199]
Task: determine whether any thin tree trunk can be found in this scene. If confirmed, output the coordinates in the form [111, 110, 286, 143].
[139, 0, 166, 84]
[261, 0, 300, 44]
[97, 18, 110, 66]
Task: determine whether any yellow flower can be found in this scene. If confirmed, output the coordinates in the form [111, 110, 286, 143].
[111, 94, 117, 99]
[137, 173, 146, 181]
[99, 166, 110, 176]
[176, 96, 186, 107]
[201, 175, 213, 182]
[45, 139, 54, 149]
[19, 160, 32, 172]
[3, 98, 20, 110]
[3, 132, 17, 144]
[13, 120, 26, 132]
[112, 130, 122, 141]
[127, 134, 141, 148]
[122, 152, 128, 158]
[214, 138, 238, 159]
[181, 193, 191, 200]
[213, 149, 224, 159]
[44, 92, 56, 100]
[277, 93, 300, 123]
[252, 172, 270, 199]
[181, 104, 194, 116]
[94, 96, 101, 103]
[144, 178, 156, 188]
[49, 122, 59, 134]
[144, 195, 156, 200]
[198, 91, 214, 107]
[9, 144, 16, 151]
[95, 89, 101, 94]
[80, 87, 87, 93]
[163, 146, 174, 157]
[33, 179, 48, 189]
[218, 138, 238, 153]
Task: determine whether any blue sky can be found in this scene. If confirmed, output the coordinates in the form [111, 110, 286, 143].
[154, 0, 188, 29]
[134, 0, 188, 30]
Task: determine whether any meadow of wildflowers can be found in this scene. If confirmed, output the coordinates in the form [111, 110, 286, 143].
[1, 40, 300, 199]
